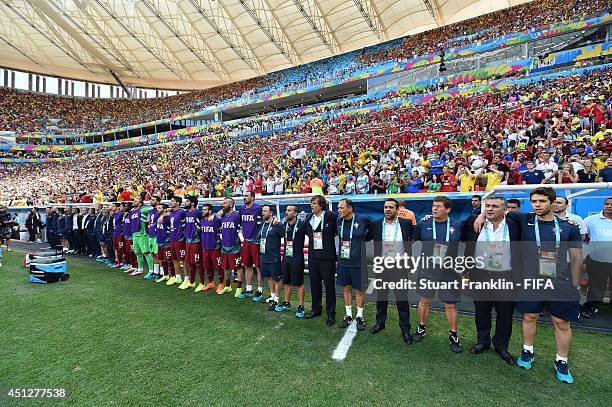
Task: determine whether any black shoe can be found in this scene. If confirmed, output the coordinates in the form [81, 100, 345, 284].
[267, 301, 278, 311]
[355, 317, 366, 331]
[470, 342, 491, 354]
[449, 334, 463, 353]
[338, 315, 353, 328]
[495, 348, 515, 365]
[401, 329, 413, 345]
[413, 326, 426, 342]
[304, 311, 321, 319]
[325, 316, 336, 327]
[580, 304, 599, 319]
[370, 323, 385, 334]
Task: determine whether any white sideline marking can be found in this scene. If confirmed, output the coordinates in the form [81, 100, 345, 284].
[332, 322, 357, 361]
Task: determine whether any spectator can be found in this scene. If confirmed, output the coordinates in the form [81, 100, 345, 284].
[598, 157, 612, 182]
[522, 161, 546, 185]
[577, 160, 598, 183]
[425, 174, 441, 193]
[558, 163, 579, 184]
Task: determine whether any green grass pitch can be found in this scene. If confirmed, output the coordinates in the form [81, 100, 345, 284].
[1, 249, 610, 406]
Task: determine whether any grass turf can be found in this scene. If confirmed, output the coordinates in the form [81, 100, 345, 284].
[1, 249, 611, 407]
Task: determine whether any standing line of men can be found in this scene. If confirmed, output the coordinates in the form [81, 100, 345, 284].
[38, 188, 609, 385]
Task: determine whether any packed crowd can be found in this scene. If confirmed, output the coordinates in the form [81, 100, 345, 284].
[0, 77, 268, 134]
[1, 66, 610, 206]
[359, 0, 609, 65]
[1, 96, 379, 158]
[0, 0, 607, 135]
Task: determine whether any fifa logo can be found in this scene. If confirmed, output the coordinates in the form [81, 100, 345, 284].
[222, 222, 236, 229]
[242, 215, 255, 222]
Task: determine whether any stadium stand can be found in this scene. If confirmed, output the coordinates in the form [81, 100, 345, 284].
[0, 0, 608, 135]
[1, 64, 610, 205]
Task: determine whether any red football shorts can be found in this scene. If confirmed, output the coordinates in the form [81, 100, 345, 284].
[158, 246, 172, 262]
[240, 241, 260, 268]
[185, 242, 202, 266]
[202, 248, 221, 271]
[113, 235, 124, 252]
[170, 240, 186, 261]
[221, 253, 241, 270]
[124, 239, 133, 256]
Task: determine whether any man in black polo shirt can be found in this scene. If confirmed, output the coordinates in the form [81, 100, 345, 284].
[413, 196, 463, 353]
[471, 195, 482, 215]
[521, 161, 545, 185]
[512, 188, 582, 383]
[258, 205, 284, 311]
[506, 199, 521, 212]
[304, 195, 337, 326]
[476, 187, 582, 383]
[336, 198, 370, 331]
[276, 205, 307, 317]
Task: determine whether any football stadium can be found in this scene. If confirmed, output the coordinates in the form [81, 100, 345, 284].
[0, 0, 611, 405]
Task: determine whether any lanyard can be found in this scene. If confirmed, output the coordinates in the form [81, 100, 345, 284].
[340, 216, 355, 241]
[383, 219, 400, 241]
[484, 221, 509, 242]
[534, 216, 560, 250]
[285, 221, 298, 241]
[432, 218, 450, 242]
[262, 222, 272, 240]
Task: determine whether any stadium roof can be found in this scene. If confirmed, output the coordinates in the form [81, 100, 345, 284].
[0, 0, 529, 90]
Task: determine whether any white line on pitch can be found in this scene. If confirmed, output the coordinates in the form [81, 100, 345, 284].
[332, 322, 357, 361]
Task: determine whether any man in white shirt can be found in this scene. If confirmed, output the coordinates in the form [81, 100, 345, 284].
[345, 176, 356, 194]
[471, 155, 486, 172]
[233, 184, 243, 197]
[552, 197, 586, 235]
[265, 175, 276, 195]
[464, 195, 518, 365]
[356, 171, 369, 194]
[274, 174, 284, 195]
[569, 155, 585, 174]
[581, 197, 612, 318]
[379, 167, 392, 184]
[536, 153, 558, 184]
